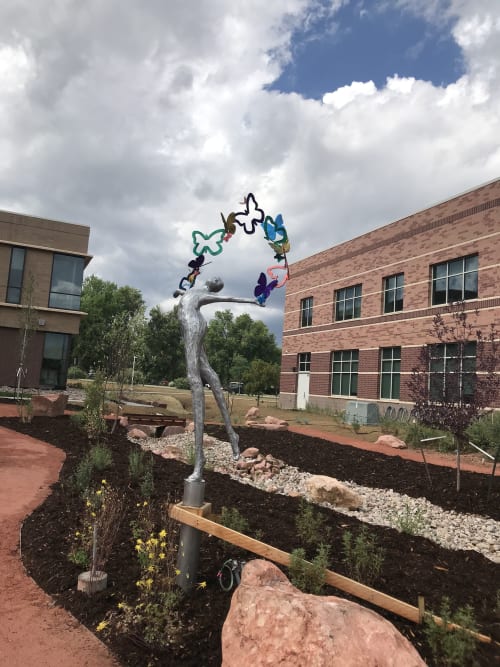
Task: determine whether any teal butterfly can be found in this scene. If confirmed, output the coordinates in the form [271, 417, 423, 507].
[192, 229, 225, 256]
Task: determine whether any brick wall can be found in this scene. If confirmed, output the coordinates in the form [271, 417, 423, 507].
[280, 179, 500, 411]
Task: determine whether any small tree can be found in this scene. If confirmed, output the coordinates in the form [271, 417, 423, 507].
[16, 273, 38, 416]
[408, 302, 500, 491]
[243, 360, 280, 405]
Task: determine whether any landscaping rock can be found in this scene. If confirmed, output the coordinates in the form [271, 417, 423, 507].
[264, 415, 288, 427]
[241, 447, 260, 458]
[31, 393, 68, 417]
[376, 435, 407, 449]
[161, 425, 185, 437]
[127, 427, 149, 439]
[222, 560, 426, 667]
[305, 475, 362, 509]
[245, 407, 260, 419]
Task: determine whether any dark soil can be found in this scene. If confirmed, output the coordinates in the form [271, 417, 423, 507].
[3, 416, 500, 667]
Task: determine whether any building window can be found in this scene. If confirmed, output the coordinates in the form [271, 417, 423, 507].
[40, 333, 71, 388]
[429, 342, 476, 402]
[331, 350, 359, 396]
[300, 297, 313, 327]
[383, 274, 404, 313]
[49, 254, 84, 310]
[431, 254, 478, 305]
[335, 284, 362, 321]
[380, 347, 401, 399]
[6, 247, 26, 304]
[298, 352, 311, 372]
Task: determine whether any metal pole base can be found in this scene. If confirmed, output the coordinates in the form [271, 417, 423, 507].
[176, 479, 205, 593]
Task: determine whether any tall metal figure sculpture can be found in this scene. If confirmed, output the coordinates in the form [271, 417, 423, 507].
[174, 277, 262, 481]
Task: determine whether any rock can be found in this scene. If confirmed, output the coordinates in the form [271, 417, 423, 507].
[248, 422, 288, 431]
[31, 393, 68, 417]
[127, 423, 156, 436]
[236, 460, 255, 470]
[245, 407, 260, 419]
[264, 415, 288, 426]
[241, 447, 260, 458]
[376, 435, 407, 449]
[222, 560, 426, 667]
[119, 416, 129, 427]
[127, 428, 149, 439]
[185, 421, 195, 432]
[160, 444, 185, 460]
[162, 425, 185, 437]
[305, 475, 362, 510]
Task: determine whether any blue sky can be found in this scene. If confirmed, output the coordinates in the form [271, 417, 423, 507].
[270, 2, 464, 98]
[0, 0, 499, 344]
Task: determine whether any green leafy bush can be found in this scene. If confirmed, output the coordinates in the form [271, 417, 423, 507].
[289, 544, 330, 595]
[220, 506, 250, 534]
[172, 377, 190, 390]
[390, 502, 426, 535]
[404, 421, 451, 450]
[424, 597, 478, 666]
[67, 365, 87, 379]
[342, 527, 384, 586]
[89, 444, 113, 471]
[295, 499, 330, 546]
[466, 411, 500, 454]
[71, 456, 94, 495]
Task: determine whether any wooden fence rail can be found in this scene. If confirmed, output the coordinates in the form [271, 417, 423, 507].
[169, 503, 495, 645]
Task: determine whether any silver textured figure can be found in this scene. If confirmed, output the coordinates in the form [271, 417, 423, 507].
[174, 277, 262, 481]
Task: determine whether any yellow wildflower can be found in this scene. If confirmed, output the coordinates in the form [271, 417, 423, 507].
[101, 479, 107, 485]
[159, 529, 167, 538]
[147, 565, 155, 573]
[143, 501, 148, 506]
[91, 512, 96, 518]
[145, 578, 153, 589]
[75, 531, 80, 537]
[96, 620, 108, 632]
[159, 553, 166, 560]
[175, 569, 181, 576]
[160, 541, 166, 548]
[117, 602, 125, 609]
[135, 544, 142, 552]
[96, 490, 102, 496]
[196, 581, 207, 590]
[86, 501, 92, 507]
[148, 552, 154, 559]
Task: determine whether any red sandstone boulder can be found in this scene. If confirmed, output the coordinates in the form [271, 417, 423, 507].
[264, 415, 288, 426]
[305, 475, 362, 509]
[222, 560, 426, 667]
[31, 393, 68, 417]
[376, 435, 407, 449]
[161, 425, 185, 437]
[241, 447, 260, 458]
[127, 428, 149, 439]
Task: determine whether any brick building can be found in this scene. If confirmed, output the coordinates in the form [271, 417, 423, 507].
[279, 178, 500, 417]
[0, 210, 91, 388]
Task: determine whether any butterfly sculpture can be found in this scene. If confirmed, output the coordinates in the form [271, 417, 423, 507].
[178, 254, 211, 290]
[192, 229, 225, 256]
[235, 193, 264, 234]
[254, 272, 278, 305]
[220, 211, 236, 241]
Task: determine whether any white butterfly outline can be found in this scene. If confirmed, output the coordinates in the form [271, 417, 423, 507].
[234, 193, 264, 234]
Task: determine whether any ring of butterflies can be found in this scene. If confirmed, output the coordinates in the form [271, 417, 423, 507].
[178, 193, 290, 305]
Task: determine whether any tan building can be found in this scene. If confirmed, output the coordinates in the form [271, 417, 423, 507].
[0, 210, 91, 388]
[280, 178, 500, 417]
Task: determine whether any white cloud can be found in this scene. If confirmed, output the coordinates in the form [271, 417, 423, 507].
[0, 0, 499, 345]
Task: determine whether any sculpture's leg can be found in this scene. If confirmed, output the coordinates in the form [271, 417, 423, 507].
[187, 375, 206, 482]
[201, 357, 240, 460]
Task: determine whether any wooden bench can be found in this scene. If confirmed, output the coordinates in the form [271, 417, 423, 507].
[126, 413, 187, 436]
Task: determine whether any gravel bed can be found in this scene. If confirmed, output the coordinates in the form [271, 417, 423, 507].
[133, 432, 500, 564]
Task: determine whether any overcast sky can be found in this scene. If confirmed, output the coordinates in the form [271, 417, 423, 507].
[1, 0, 499, 344]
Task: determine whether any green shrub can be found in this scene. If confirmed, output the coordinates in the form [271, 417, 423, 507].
[289, 544, 330, 595]
[140, 455, 155, 499]
[129, 449, 148, 483]
[404, 422, 451, 450]
[89, 444, 113, 471]
[220, 506, 250, 534]
[67, 365, 87, 379]
[296, 499, 330, 546]
[466, 411, 500, 454]
[71, 456, 94, 495]
[342, 527, 384, 586]
[172, 377, 190, 390]
[423, 597, 478, 666]
[390, 502, 426, 535]
[379, 416, 400, 436]
[351, 418, 361, 434]
[80, 372, 107, 443]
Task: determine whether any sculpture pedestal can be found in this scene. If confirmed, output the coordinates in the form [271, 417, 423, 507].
[175, 479, 209, 593]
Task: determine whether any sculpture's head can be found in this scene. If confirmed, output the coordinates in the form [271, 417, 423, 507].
[205, 277, 224, 293]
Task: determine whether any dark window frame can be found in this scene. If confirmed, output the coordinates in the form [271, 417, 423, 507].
[380, 346, 401, 399]
[429, 341, 477, 403]
[6, 246, 26, 304]
[331, 349, 359, 396]
[431, 254, 478, 306]
[48, 253, 85, 311]
[335, 284, 362, 321]
[298, 352, 311, 372]
[383, 273, 404, 314]
[300, 296, 313, 328]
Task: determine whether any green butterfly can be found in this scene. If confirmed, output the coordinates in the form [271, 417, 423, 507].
[192, 229, 225, 256]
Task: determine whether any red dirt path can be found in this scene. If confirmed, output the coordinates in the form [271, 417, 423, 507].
[0, 401, 496, 666]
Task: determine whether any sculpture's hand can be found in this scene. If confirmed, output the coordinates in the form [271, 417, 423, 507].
[255, 299, 265, 307]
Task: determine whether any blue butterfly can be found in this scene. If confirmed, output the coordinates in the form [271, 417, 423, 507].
[235, 193, 264, 234]
[254, 272, 278, 304]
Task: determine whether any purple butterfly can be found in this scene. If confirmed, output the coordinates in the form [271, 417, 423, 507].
[254, 272, 277, 304]
[235, 193, 264, 234]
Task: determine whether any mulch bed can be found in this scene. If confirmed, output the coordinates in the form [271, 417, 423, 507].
[3, 416, 499, 666]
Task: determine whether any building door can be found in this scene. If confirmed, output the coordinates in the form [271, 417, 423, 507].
[296, 372, 310, 410]
[40, 332, 70, 388]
